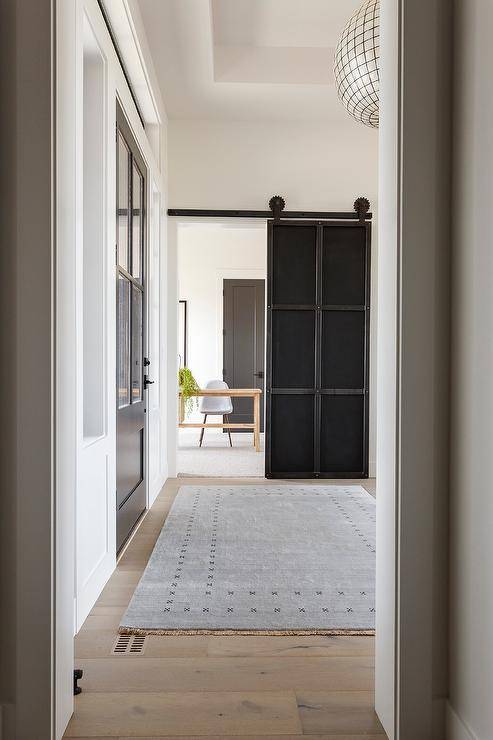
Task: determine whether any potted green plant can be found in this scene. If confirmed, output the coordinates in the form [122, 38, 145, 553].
[178, 367, 200, 418]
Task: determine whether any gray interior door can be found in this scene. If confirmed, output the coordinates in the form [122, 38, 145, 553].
[223, 279, 265, 432]
[116, 105, 147, 550]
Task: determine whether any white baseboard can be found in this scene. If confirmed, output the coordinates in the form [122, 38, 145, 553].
[446, 702, 479, 740]
[148, 467, 168, 508]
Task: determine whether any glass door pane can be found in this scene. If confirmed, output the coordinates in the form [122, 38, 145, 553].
[132, 163, 143, 281]
[131, 284, 143, 402]
[117, 274, 131, 407]
[117, 134, 130, 270]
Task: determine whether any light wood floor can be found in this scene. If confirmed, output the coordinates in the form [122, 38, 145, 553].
[65, 476, 385, 739]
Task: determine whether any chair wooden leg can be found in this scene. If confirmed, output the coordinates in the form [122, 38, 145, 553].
[199, 414, 207, 447]
[225, 415, 233, 447]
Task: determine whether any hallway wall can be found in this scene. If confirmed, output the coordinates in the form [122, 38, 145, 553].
[168, 119, 377, 213]
[168, 118, 379, 476]
[449, 1, 493, 737]
[52, 0, 169, 734]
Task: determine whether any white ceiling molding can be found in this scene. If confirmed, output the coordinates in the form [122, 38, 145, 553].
[213, 46, 334, 86]
[137, 0, 365, 122]
[211, 0, 358, 48]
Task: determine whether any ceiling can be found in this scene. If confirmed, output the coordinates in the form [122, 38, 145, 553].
[212, 0, 358, 48]
[136, 0, 362, 122]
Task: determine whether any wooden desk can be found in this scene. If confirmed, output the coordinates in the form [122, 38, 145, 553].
[178, 388, 262, 452]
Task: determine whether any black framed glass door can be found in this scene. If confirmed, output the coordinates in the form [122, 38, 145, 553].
[265, 219, 371, 478]
[116, 103, 147, 550]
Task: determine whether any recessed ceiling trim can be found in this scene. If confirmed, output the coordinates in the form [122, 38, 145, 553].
[137, 0, 366, 122]
[214, 45, 334, 85]
[211, 0, 359, 49]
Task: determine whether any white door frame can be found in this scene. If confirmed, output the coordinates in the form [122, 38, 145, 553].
[375, 1, 451, 738]
[0, 0, 451, 738]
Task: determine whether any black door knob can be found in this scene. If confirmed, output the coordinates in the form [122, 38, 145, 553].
[144, 378, 154, 388]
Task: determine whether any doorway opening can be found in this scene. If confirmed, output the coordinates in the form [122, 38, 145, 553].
[176, 221, 267, 478]
[68, 37, 381, 740]
[0, 0, 449, 733]
[175, 211, 373, 482]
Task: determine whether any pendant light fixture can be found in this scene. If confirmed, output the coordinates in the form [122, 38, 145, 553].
[333, 0, 380, 128]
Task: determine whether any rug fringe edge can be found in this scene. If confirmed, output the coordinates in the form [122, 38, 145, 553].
[118, 627, 375, 636]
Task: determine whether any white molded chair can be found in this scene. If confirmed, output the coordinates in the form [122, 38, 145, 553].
[199, 379, 233, 447]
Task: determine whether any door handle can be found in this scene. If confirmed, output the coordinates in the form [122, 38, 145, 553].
[144, 377, 154, 388]
[254, 371, 264, 379]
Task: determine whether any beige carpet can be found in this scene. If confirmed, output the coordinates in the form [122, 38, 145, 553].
[178, 429, 264, 477]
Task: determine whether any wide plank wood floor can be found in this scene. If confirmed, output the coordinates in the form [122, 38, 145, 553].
[65, 476, 385, 739]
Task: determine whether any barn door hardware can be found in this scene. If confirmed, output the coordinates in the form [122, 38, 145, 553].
[354, 196, 370, 222]
[168, 196, 372, 221]
[268, 195, 286, 221]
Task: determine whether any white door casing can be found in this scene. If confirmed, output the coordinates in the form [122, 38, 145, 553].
[375, 0, 399, 732]
[376, 1, 451, 738]
[147, 182, 168, 506]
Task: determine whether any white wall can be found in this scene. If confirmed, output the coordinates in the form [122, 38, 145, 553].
[75, 7, 117, 633]
[449, 2, 493, 738]
[168, 119, 377, 212]
[168, 118, 378, 475]
[71, 0, 169, 632]
[178, 223, 266, 420]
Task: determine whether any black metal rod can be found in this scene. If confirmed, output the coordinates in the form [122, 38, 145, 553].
[167, 208, 372, 221]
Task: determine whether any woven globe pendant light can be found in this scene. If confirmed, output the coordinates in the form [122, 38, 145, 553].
[333, 0, 380, 128]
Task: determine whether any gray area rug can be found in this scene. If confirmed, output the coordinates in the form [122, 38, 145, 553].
[120, 485, 375, 635]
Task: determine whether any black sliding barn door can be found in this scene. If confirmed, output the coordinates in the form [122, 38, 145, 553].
[265, 220, 370, 478]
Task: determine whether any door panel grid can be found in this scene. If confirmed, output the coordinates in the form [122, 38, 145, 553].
[265, 219, 370, 478]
